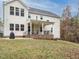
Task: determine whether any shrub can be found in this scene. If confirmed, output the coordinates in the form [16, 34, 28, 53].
[9, 32, 15, 39]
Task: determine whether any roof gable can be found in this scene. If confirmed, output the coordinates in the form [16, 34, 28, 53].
[4, 0, 28, 9]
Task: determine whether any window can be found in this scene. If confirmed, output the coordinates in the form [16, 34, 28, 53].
[21, 9, 24, 16]
[21, 24, 24, 31]
[36, 16, 38, 20]
[40, 16, 43, 20]
[28, 24, 30, 33]
[10, 24, 14, 31]
[15, 24, 19, 31]
[51, 28, 53, 32]
[28, 25, 30, 32]
[47, 20, 49, 22]
[40, 27, 42, 32]
[10, 6, 14, 15]
[16, 7, 19, 16]
[28, 15, 31, 18]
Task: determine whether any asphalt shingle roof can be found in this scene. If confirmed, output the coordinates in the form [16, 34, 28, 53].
[29, 7, 60, 18]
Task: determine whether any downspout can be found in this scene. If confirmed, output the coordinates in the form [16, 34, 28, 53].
[3, 1, 5, 24]
[3, 1, 5, 36]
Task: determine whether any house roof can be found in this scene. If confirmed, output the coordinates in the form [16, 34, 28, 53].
[4, 0, 28, 9]
[4, 0, 60, 18]
[29, 7, 60, 18]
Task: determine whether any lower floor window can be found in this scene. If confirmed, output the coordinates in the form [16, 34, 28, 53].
[10, 24, 14, 31]
[15, 24, 19, 31]
[10, 24, 25, 31]
[40, 27, 42, 32]
[21, 24, 24, 31]
[28, 25, 30, 32]
[51, 28, 53, 32]
[28, 24, 30, 35]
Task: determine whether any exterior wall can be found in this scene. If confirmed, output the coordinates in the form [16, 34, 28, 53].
[51, 18, 60, 38]
[43, 18, 60, 38]
[3, 1, 28, 36]
[28, 13, 53, 21]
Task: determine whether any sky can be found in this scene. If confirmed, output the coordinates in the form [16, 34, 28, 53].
[0, 0, 78, 18]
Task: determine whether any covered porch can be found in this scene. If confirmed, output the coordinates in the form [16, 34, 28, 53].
[25, 20, 54, 39]
[28, 20, 54, 35]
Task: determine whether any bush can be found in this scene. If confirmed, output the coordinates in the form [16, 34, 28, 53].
[0, 33, 3, 37]
[9, 32, 15, 39]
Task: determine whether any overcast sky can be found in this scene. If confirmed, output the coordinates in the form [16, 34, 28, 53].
[0, 0, 78, 18]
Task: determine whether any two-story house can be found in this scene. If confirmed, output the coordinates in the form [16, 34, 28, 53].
[3, 0, 60, 38]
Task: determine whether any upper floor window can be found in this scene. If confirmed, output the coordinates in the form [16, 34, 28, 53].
[28, 15, 31, 18]
[47, 20, 49, 22]
[21, 24, 24, 31]
[40, 16, 43, 20]
[10, 24, 14, 31]
[21, 9, 24, 17]
[16, 7, 19, 16]
[10, 6, 14, 15]
[36, 16, 38, 20]
[15, 24, 19, 31]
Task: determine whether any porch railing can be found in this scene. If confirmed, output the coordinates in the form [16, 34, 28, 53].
[24, 34, 53, 40]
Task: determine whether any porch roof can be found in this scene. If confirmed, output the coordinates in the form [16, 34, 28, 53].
[30, 20, 54, 25]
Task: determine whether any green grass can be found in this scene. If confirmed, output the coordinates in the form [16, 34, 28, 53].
[0, 39, 79, 59]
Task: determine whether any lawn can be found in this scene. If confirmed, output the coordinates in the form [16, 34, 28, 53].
[0, 39, 79, 59]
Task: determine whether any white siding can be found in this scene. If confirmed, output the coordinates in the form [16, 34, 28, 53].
[3, 0, 28, 36]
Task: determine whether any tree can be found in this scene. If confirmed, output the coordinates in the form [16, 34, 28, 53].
[62, 5, 72, 20]
[61, 5, 72, 40]
[61, 5, 79, 43]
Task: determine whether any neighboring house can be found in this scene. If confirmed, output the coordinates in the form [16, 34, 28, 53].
[3, 0, 60, 38]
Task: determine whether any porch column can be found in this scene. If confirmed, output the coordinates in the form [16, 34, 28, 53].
[42, 23, 44, 35]
[30, 22, 32, 35]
